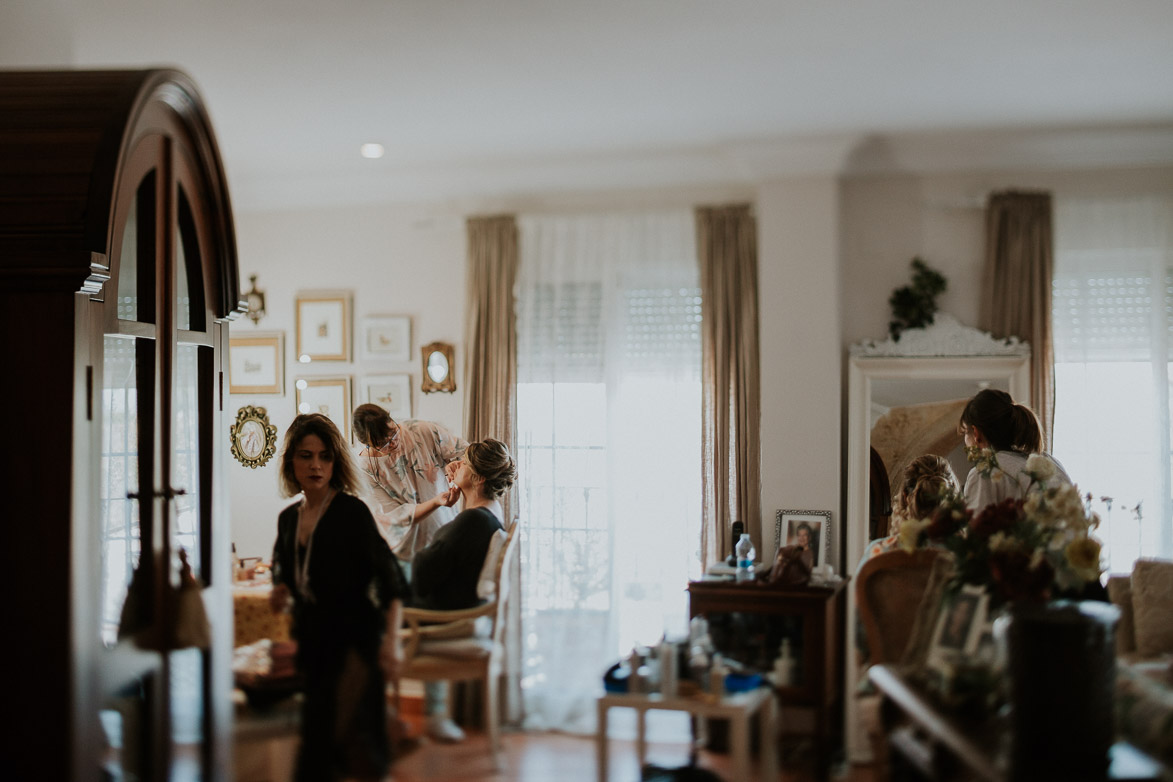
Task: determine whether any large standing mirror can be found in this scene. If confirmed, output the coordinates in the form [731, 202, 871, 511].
[843, 315, 1031, 762]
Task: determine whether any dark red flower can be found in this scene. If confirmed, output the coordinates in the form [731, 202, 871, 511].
[988, 547, 1053, 604]
[969, 498, 1024, 539]
[924, 502, 969, 541]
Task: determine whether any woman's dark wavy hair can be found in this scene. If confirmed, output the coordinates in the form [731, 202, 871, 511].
[959, 388, 1044, 454]
[465, 438, 517, 499]
[278, 413, 361, 497]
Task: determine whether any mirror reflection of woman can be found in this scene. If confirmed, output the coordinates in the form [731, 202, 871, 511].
[269, 413, 409, 782]
[958, 389, 1071, 511]
[860, 454, 959, 563]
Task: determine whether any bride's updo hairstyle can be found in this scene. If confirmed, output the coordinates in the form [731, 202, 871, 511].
[959, 388, 1044, 454]
[890, 454, 959, 535]
[465, 438, 517, 499]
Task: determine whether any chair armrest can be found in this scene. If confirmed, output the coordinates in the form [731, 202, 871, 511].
[403, 602, 495, 625]
[399, 601, 498, 659]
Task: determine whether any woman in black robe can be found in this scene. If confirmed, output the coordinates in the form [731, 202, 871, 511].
[270, 413, 409, 781]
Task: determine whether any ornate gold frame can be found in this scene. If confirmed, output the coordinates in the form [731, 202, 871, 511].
[229, 405, 278, 468]
[420, 341, 456, 394]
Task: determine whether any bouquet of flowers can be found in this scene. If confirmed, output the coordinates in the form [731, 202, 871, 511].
[898, 450, 1106, 607]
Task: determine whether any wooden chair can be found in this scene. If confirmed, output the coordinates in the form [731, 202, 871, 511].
[856, 548, 944, 666]
[396, 520, 519, 770]
[855, 547, 944, 780]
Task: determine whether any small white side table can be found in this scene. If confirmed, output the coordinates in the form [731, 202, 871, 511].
[595, 687, 778, 782]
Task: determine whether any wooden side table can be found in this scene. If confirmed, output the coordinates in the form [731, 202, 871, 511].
[595, 688, 777, 782]
[687, 578, 848, 780]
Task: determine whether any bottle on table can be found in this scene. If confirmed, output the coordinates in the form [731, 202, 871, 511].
[735, 533, 756, 582]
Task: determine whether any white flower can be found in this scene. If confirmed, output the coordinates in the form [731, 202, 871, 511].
[1025, 453, 1056, 481]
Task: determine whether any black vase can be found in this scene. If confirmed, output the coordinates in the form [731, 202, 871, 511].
[997, 599, 1120, 781]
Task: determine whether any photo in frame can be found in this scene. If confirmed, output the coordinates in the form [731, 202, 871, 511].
[927, 584, 990, 674]
[774, 509, 832, 570]
[294, 376, 352, 441]
[228, 332, 283, 394]
[363, 374, 411, 421]
[295, 292, 351, 362]
[360, 315, 411, 362]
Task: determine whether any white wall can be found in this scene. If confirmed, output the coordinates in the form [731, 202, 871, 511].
[226, 204, 468, 558]
[223, 158, 1173, 565]
[757, 176, 842, 559]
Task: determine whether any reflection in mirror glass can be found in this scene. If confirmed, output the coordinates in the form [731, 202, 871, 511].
[427, 351, 448, 382]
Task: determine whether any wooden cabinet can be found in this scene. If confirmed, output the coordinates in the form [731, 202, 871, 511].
[1, 70, 240, 781]
[688, 578, 848, 780]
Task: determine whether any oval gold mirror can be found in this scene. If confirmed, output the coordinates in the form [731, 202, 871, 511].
[420, 341, 456, 393]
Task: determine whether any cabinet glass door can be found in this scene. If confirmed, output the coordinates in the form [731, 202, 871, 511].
[97, 142, 218, 782]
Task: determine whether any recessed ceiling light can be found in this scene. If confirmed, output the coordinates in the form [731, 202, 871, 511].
[360, 143, 384, 159]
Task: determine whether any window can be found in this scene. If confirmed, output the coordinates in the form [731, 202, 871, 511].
[515, 212, 701, 732]
[1052, 197, 1173, 573]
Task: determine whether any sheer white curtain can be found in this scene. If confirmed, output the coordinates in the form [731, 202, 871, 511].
[515, 211, 703, 733]
[1052, 197, 1173, 573]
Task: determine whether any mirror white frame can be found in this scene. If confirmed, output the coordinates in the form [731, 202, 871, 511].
[843, 318, 1031, 763]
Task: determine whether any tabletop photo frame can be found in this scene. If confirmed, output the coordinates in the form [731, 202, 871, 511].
[228, 332, 283, 395]
[360, 315, 411, 362]
[926, 584, 990, 675]
[295, 292, 351, 362]
[774, 509, 832, 570]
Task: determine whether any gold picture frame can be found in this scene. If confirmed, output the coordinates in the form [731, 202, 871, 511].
[230, 406, 278, 468]
[228, 332, 284, 394]
[294, 376, 353, 441]
[295, 292, 351, 362]
[420, 341, 456, 394]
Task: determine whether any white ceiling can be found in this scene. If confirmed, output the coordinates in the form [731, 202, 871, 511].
[4, 0, 1173, 210]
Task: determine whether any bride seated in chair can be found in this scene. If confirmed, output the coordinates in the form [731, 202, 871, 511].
[399, 438, 517, 754]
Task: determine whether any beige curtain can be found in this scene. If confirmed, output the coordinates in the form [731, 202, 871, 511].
[462, 214, 520, 723]
[980, 191, 1055, 449]
[696, 204, 761, 567]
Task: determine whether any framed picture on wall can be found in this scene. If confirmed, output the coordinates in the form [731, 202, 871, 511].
[360, 315, 411, 362]
[295, 292, 351, 362]
[774, 509, 832, 570]
[294, 376, 352, 441]
[228, 332, 284, 394]
[363, 374, 411, 420]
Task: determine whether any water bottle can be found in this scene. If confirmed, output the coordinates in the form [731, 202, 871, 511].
[735, 533, 755, 581]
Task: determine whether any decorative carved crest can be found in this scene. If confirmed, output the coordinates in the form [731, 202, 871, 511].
[850, 313, 1030, 357]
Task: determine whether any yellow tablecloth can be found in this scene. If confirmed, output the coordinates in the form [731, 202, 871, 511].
[233, 583, 292, 648]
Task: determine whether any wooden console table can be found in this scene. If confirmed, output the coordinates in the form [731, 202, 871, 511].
[869, 663, 1163, 782]
[687, 577, 847, 780]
